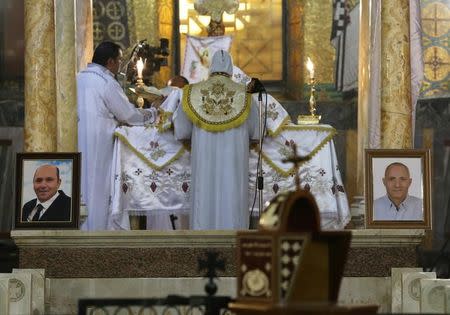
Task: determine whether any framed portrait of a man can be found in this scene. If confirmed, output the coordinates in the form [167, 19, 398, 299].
[14, 152, 80, 229]
[365, 149, 431, 229]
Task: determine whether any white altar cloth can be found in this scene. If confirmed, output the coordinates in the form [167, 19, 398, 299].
[109, 118, 350, 230]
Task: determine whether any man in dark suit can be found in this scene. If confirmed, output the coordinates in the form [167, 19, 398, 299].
[21, 164, 72, 222]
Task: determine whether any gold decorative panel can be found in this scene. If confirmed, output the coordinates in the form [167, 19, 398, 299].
[157, 0, 174, 86]
[420, 0, 450, 98]
[302, 0, 334, 85]
[179, 0, 283, 81]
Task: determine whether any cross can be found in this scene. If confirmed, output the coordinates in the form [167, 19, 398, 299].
[424, 47, 449, 81]
[421, 3, 450, 80]
[93, 23, 104, 41]
[106, 2, 122, 19]
[198, 251, 226, 296]
[281, 143, 310, 191]
[108, 23, 124, 40]
[421, 3, 450, 38]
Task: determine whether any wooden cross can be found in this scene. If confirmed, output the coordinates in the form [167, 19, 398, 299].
[282, 143, 310, 191]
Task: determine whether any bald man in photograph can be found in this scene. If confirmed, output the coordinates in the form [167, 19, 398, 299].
[21, 164, 72, 222]
[373, 162, 423, 221]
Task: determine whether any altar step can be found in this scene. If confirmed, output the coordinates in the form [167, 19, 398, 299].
[11, 229, 424, 279]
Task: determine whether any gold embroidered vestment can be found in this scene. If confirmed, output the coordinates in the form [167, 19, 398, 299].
[182, 75, 251, 132]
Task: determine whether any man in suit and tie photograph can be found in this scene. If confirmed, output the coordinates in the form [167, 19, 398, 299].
[21, 164, 72, 222]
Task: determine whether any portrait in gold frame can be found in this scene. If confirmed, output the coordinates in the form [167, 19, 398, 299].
[365, 149, 431, 229]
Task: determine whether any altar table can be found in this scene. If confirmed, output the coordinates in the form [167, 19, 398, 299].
[109, 94, 350, 230]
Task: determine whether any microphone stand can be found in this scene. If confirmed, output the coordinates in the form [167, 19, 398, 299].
[257, 91, 264, 218]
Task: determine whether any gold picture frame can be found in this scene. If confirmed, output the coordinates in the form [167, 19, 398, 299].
[365, 149, 432, 229]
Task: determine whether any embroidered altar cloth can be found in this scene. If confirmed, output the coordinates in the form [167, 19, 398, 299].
[109, 96, 350, 230]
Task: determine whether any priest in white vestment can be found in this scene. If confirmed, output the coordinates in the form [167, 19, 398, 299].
[77, 41, 157, 230]
[172, 50, 259, 230]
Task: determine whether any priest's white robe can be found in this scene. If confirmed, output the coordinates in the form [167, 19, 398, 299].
[77, 63, 156, 230]
[172, 89, 260, 230]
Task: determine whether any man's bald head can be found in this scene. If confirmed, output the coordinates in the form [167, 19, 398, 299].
[33, 165, 61, 203]
[384, 162, 410, 178]
[382, 162, 412, 206]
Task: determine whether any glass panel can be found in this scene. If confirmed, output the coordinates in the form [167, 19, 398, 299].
[178, 0, 283, 81]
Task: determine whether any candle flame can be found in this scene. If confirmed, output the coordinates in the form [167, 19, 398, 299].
[136, 57, 145, 78]
[306, 57, 314, 79]
[306, 57, 314, 73]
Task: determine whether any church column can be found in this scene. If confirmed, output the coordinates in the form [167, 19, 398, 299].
[24, 0, 57, 152]
[356, 0, 371, 196]
[76, 0, 94, 72]
[380, 0, 412, 148]
[55, 0, 78, 152]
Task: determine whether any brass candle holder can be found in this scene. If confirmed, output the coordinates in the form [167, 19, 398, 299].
[297, 76, 321, 125]
[135, 57, 145, 109]
[135, 76, 145, 109]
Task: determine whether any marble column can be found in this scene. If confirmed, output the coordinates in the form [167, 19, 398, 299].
[356, 0, 371, 195]
[380, 0, 412, 148]
[24, 0, 57, 152]
[55, 0, 78, 152]
[286, 0, 303, 100]
[76, 0, 94, 72]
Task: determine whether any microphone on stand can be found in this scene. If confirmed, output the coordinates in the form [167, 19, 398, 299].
[247, 77, 267, 228]
[247, 77, 266, 95]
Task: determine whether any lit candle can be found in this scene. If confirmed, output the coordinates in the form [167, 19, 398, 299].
[306, 57, 314, 79]
[136, 57, 144, 79]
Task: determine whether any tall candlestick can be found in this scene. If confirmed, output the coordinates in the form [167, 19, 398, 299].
[297, 57, 321, 125]
[135, 57, 145, 109]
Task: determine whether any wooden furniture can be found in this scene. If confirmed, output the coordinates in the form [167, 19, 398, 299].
[230, 189, 378, 314]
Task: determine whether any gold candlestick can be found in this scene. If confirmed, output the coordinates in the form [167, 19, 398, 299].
[297, 58, 321, 125]
[135, 77, 145, 109]
[135, 57, 145, 108]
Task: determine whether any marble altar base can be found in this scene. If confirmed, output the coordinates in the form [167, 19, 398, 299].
[9, 229, 426, 314]
[11, 229, 424, 278]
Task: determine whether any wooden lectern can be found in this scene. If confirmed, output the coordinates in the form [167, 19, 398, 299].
[229, 189, 378, 315]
